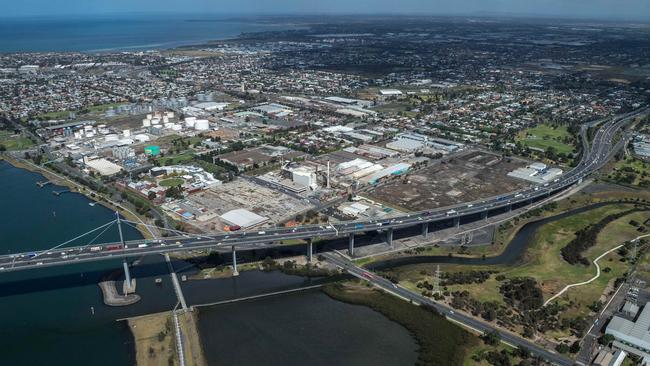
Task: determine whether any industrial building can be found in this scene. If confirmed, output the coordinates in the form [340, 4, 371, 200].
[150, 165, 222, 189]
[386, 132, 462, 153]
[257, 163, 319, 193]
[220, 209, 269, 229]
[606, 301, 650, 362]
[507, 162, 563, 184]
[144, 145, 161, 156]
[633, 135, 650, 158]
[592, 349, 627, 366]
[365, 163, 411, 185]
[83, 156, 123, 176]
[379, 89, 403, 96]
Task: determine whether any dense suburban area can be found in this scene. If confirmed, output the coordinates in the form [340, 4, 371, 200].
[2, 15, 650, 366]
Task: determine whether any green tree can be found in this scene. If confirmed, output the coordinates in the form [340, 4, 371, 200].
[599, 334, 615, 346]
[482, 330, 501, 346]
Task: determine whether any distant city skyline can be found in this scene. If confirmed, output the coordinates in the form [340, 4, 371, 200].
[3, 0, 650, 21]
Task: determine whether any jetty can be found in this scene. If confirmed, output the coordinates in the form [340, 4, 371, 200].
[98, 280, 141, 306]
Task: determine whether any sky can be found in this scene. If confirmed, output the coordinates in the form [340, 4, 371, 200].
[3, 0, 649, 21]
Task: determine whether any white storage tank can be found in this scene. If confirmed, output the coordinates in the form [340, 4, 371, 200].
[194, 119, 209, 131]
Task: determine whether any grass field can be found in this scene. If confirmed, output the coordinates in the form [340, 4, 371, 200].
[516, 123, 575, 154]
[492, 205, 649, 322]
[159, 177, 184, 187]
[155, 152, 195, 166]
[0, 130, 34, 150]
[127, 312, 176, 366]
[388, 202, 650, 340]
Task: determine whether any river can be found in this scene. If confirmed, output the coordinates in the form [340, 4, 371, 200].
[0, 160, 419, 365]
[367, 201, 617, 270]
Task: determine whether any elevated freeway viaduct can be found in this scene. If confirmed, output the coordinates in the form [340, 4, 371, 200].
[0, 108, 645, 274]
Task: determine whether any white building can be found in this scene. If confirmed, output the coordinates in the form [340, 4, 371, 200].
[379, 89, 403, 96]
[606, 302, 650, 360]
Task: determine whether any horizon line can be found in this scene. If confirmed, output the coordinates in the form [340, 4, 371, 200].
[0, 11, 649, 23]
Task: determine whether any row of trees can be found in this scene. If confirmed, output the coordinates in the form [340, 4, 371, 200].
[561, 207, 646, 265]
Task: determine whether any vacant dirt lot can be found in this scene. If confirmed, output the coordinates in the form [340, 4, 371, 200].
[365, 150, 529, 211]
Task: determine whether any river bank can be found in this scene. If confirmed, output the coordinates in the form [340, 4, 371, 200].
[323, 282, 477, 366]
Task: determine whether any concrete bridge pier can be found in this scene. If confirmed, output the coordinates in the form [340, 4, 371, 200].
[348, 233, 355, 257]
[453, 217, 460, 228]
[307, 239, 313, 262]
[231, 245, 239, 276]
[481, 211, 488, 221]
[421, 223, 428, 238]
[387, 228, 393, 248]
[122, 258, 134, 294]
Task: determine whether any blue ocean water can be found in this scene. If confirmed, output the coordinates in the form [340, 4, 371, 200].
[0, 15, 294, 53]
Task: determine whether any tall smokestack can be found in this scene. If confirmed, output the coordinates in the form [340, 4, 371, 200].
[327, 161, 330, 189]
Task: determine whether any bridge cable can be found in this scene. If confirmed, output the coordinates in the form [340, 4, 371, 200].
[78, 220, 116, 250]
[121, 219, 218, 239]
[32, 219, 117, 258]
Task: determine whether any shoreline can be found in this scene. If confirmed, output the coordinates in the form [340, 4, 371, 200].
[0, 17, 307, 54]
[1, 154, 154, 239]
[322, 282, 478, 365]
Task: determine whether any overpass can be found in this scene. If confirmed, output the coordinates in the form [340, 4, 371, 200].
[0, 108, 644, 275]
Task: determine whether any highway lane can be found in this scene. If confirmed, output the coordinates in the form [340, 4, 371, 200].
[322, 252, 574, 366]
[0, 108, 645, 272]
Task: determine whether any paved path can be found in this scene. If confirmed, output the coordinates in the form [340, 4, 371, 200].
[165, 253, 188, 310]
[544, 244, 624, 306]
[545, 232, 650, 306]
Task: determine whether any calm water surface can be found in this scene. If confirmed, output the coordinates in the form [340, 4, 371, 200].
[0, 16, 297, 52]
